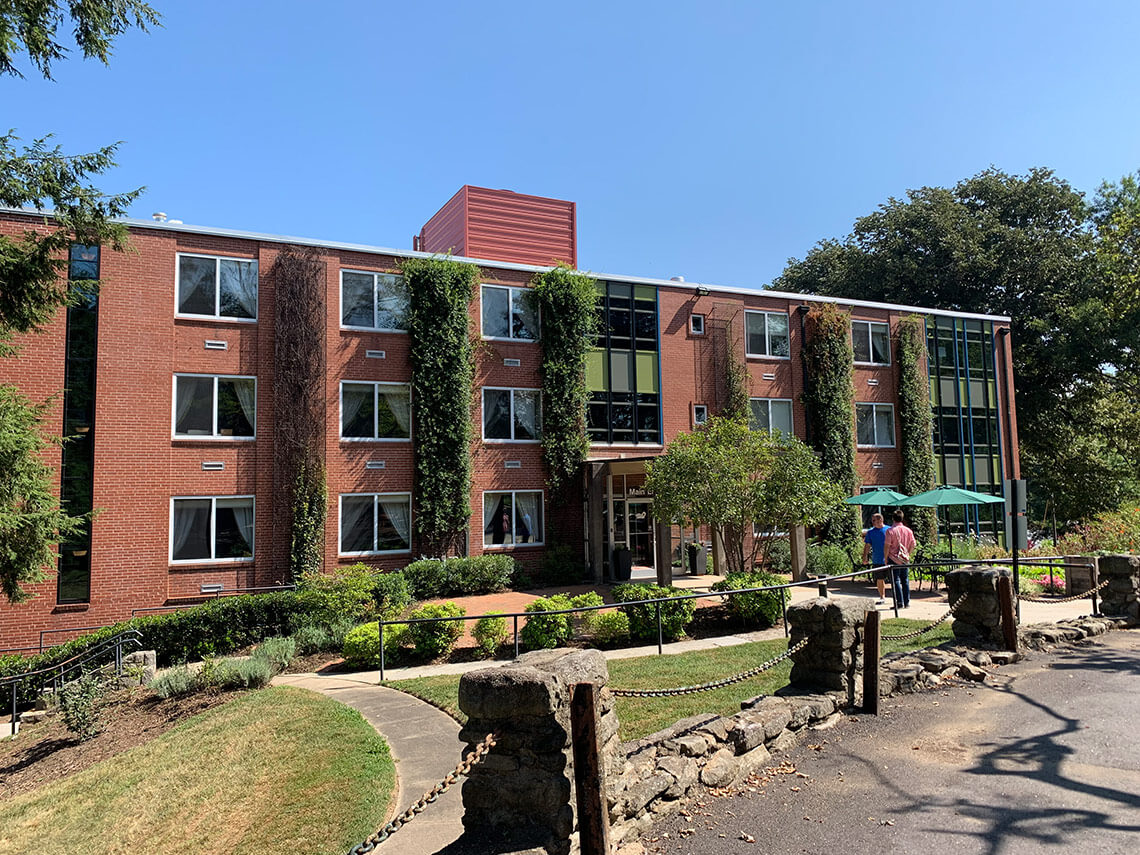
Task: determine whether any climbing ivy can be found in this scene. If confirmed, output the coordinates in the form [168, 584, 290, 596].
[531, 265, 599, 491]
[897, 315, 937, 544]
[720, 322, 750, 421]
[802, 303, 860, 543]
[402, 257, 478, 555]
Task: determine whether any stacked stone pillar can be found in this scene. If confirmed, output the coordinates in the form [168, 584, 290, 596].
[945, 565, 1012, 644]
[456, 648, 619, 855]
[786, 597, 866, 706]
[1099, 554, 1140, 621]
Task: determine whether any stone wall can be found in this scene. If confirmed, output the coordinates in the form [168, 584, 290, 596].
[1098, 554, 1140, 621]
[945, 565, 1012, 644]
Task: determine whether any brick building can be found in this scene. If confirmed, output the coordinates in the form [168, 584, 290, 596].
[0, 187, 1019, 652]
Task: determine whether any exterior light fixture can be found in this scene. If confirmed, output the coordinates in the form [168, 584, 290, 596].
[695, 286, 711, 297]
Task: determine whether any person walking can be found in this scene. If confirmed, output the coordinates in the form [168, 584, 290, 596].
[883, 509, 916, 608]
[861, 512, 892, 605]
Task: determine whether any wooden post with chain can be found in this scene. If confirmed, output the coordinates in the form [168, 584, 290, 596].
[863, 608, 881, 715]
[571, 682, 611, 855]
[998, 574, 1018, 653]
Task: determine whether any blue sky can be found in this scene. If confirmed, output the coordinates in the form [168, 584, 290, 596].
[4, 1, 1140, 288]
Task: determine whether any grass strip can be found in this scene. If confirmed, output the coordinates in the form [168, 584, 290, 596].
[0, 687, 395, 855]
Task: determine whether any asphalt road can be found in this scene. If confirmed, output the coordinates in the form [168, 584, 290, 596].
[641, 628, 1140, 855]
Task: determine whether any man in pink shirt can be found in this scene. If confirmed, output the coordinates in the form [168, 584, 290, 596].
[883, 509, 916, 608]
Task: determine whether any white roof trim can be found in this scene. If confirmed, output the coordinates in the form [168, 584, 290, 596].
[1, 206, 1012, 323]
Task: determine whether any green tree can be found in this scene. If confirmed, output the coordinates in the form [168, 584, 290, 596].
[776, 167, 1133, 521]
[646, 417, 843, 574]
[0, 2, 158, 602]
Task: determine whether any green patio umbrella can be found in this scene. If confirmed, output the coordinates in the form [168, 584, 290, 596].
[886, 485, 1005, 559]
[843, 488, 909, 506]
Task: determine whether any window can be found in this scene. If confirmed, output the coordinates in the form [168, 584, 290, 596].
[483, 388, 541, 441]
[173, 375, 256, 439]
[689, 313, 705, 335]
[483, 491, 543, 547]
[745, 311, 790, 358]
[692, 404, 709, 426]
[170, 496, 254, 562]
[339, 493, 412, 555]
[340, 382, 411, 440]
[176, 254, 257, 320]
[749, 398, 793, 435]
[853, 320, 890, 365]
[481, 285, 539, 340]
[856, 403, 895, 447]
[341, 270, 408, 331]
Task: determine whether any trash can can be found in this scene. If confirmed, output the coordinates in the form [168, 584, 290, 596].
[612, 546, 633, 582]
[687, 542, 707, 575]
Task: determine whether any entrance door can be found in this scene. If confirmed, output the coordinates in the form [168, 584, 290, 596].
[627, 500, 654, 568]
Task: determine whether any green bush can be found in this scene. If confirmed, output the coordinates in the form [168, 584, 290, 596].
[805, 544, 851, 577]
[521, 595, 574, 649]
[570, 592, 605, 633]
[407, 602, 466, 659]
[403, 556, 516, 599]
[342, 622, 409, 667]
[612, 584, 695, 642]
[540, 543, 589, 586]
[150, 665, 196, 699]
[212, 657, 274, 690]
[472, 612, 509, 658]
[764, 538, 792, 575]
[590, 611, 630, 644]
[60, 673, 108, 741]
[252, 636, 295, 674]
[296, 563, 381, 623]
[711, 571, 786, 627]
[292, 624, 332, 655]
[371, 572, 413, 619]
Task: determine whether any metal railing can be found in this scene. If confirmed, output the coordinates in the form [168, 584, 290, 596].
[1, 629, 142, 727]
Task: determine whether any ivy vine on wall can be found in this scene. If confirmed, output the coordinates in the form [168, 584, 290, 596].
[531, 265, 599, 492]
[402, 257, 478, 555]
[897, 315, 938, 544]
[801, 302, 860, 543]
[720, 313, 750, 421]
[271, 245, 327, 581]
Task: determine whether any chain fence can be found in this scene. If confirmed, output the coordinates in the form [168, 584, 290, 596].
[610, 637, 809, 698]
[346, 731, 497, 854]
[1017, 578, 1109, 604]
[880, 593, 970, 641]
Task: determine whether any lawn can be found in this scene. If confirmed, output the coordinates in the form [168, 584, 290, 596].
[386, 616, 956, 742]
[0, 687, 395, 855]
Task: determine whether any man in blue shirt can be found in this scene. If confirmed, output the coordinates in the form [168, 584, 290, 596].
[862, 513, 891, 605]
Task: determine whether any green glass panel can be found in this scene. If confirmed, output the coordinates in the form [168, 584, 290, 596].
[634, 284, 656, 301]
[586, 349, 608, 391]
[635, 352, 659, 393]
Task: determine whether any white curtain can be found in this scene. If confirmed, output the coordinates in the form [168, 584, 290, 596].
[220, 259, 258, 318]
[175, 377, 196, 429]
[225, 499, 255, 556]
[341, 384, 371, 435]
[483, 493, 507, 546]
[379, 496, 411, 549]
[512, 289, 539, 339]
[515, 492, 540, 544]
[513, 391, 539, 440]
[172, 500, 208, 559]
[380, 386, 411, 436]
[233, 379, 257, 434]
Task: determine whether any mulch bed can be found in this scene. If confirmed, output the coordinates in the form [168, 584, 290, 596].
[0, 687, 239, 801]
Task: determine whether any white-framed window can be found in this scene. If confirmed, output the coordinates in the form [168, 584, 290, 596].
[482, 388, 542, 442]
[340, 269, 409, 331]
[340, 381, 411, 440]
[481, 284, 539, 341]
[689, 313, 706, 335]
[856, 403, 896, 447]
[852, 320, 890, 365]
[692, 404, 709, 426]
[176, 253, 258, 321]
[173, 374, 256, 439]
[338, 493, 412, 555]
[749, 398, 793, 435]
[744, 310, 790, 358]
[483, 490, 543, 547]
[170, 496, 254, 563]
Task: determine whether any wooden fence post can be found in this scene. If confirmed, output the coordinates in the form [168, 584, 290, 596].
[571, 682, 611, 855]
[863, 609, 880, 715]
[998, 574, 1018, 653]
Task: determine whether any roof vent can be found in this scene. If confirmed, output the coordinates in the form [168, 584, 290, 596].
[670, 276, 685, 282]
[152, 212, 167, 222]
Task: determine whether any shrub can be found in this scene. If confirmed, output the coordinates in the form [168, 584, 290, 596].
[342, 622, 409, 667]
[296, 563, 380, 624]
[590, 611, 630, 644]
[407, 602, 466, 659]
[540, 543, 588, 586]
[612, 584, 695, 642]
[521, 595, 574, 649]
[253, 636, 295, 674]
[371, 572, 413, 619]
[1032, 574, 1066, 595]
[764, 538, 792, 575]
[472, 612, 509, 658]
[292, 624, 332, 655]
[711, 571, 786, 627]
[212, 657, 274, 690]
[1057, 504, 1140, 555]
[150, 665, 196, 699]
[571, 592, 605, 633]
[60, 673, 108, 741]
[805, 544, 851, 577]
[403, 556, 516, 599]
